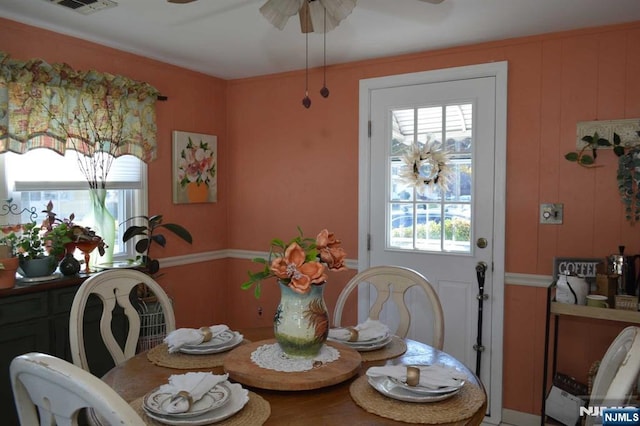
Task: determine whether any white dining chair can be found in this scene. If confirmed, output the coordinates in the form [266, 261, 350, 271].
[585, 326, 640, 426]
[69, 268, 176, 372]
[10, 352, 145, 426]
[333, 265, 444, 349]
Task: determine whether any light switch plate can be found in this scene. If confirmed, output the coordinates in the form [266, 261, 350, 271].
[540, 203, 563, 224]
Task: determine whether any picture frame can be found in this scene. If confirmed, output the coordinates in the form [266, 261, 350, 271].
[172, 130, 217, 204]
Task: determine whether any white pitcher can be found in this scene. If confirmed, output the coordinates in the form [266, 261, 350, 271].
[556, 274, 589, 305]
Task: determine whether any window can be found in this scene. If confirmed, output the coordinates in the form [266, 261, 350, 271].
[388, 104, 472, 253]
[0, 149, 147, 260]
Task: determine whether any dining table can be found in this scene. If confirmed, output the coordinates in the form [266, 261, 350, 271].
[102, 327, 487, 425]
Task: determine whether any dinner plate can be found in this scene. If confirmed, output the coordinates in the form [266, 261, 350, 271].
[181, 330, 235, 350]
[143, 383, 231, 418]
[388, 375, 465, 395]
[179, 332, 244, 355]
[143, 382, 249, 425]
[328, 334, 392, 352]
[97, 260, 142, 269]
[329, 329, 390, 344]
[367, 375, 461, 403]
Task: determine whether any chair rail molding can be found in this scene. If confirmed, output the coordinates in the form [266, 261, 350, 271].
[159, 250, 549, 288]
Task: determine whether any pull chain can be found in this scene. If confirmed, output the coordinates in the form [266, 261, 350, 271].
[302, 29, 311, 108]
[320, 6, 329, 98]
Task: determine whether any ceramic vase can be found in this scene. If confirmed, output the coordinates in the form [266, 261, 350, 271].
[59, 253, 81, 276]
[88, 188, 115, 265]
[274, 281, 329, 358]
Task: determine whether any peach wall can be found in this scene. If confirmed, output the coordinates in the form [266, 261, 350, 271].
[4, 15, 640, 418]
[0, 17, 228, 326]
[226, 22, 640, 416]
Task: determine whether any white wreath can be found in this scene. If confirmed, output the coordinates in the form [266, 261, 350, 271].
[398, 141, 452, 194]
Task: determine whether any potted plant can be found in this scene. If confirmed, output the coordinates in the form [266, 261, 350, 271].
[41, 201, 106, 274]
[0, 221, 71, 278]
[122, 214, 192, 298]
[0, 242, 18, 289]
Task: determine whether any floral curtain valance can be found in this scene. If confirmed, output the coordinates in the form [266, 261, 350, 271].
[0, 51, 160, 163]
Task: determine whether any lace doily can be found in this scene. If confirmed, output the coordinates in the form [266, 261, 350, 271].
[250, 343, 340, 372]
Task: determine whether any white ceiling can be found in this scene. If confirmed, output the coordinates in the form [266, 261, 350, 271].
[1, 0, 640, 80]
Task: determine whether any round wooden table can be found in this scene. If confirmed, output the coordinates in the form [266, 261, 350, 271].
[102, 328, 487, 425]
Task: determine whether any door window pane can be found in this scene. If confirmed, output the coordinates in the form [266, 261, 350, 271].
[387, 103, 472, 253]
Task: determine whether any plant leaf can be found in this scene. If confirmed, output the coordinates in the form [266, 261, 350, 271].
[579, 156, 595, 165]
[565, 152, 579, 162]
[151, 234, 167, 247]
[122, 225, 148, 242]
[159, 223, 193, 244]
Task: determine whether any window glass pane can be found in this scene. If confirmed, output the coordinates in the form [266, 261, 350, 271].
[5, 150, 141, 190]
[386, 102, 473, 254]
[0, 150, 146, 260]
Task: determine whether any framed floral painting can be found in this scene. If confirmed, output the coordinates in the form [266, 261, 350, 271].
[172, 130, 217, 204]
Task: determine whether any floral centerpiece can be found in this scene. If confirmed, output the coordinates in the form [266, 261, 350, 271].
[241, 228, 347, 297]
[242, 228, 347, 358]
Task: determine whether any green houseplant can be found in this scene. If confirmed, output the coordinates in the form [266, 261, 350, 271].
[565, 128, 640, 223]
[0, 221, 71, 277]
[122, 214, 193, 276]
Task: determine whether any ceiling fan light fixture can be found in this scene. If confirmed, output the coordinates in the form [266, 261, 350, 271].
[260, 0, 303, 30]
[307, 1, 340, 33]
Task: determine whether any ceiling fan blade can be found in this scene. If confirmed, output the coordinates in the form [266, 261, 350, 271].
[418, 0, 446, 3]
[167, 0, 198, 3]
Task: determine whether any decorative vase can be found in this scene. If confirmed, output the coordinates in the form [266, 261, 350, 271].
[18, 256, 57, 278]
[59, 253, 81, 276]
[88, 188, 115, 265]
[186, 182, 209, 203]
[274, 281, 329, 358]
[0, 257, 19, 289]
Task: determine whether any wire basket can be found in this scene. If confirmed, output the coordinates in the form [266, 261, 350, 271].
[615, 295, 637, 311]
[136, 298, 168, 352]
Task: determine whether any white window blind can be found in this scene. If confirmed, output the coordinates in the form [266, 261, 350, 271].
[5, 149, 142, 191]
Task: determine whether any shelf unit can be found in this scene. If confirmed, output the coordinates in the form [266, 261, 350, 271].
[541, 284, 640, 425]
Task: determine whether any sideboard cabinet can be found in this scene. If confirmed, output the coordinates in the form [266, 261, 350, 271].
[0, 281, 127, 425]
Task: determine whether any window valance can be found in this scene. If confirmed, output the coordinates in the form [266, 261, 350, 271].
[0, 51, 160, 163]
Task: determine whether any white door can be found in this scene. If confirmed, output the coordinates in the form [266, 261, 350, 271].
[358, 62, 507, 423]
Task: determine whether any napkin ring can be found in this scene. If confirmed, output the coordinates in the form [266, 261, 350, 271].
[346, 327, 359, 342]
[199, 327, 213, 342]
[172, 390, 193, 410]
[406, 366, 420, 387]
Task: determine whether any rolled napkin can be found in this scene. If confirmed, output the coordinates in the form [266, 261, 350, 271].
[164, 324, 229, 353]
[366, 364, 467, 389]
[328, 318, 390, 342]
[159, 372, 229, 414]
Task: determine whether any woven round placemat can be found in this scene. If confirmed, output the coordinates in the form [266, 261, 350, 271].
[359, 336, 407, 362]
[147, 341, 250, 369]
[131, 390, 270, 425]
[349, 375, 485, 424]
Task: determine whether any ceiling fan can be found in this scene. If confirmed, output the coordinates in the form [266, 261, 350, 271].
[167, 0, 446, 33]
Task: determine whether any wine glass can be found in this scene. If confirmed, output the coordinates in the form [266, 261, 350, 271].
[75, 240, 100, 274]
